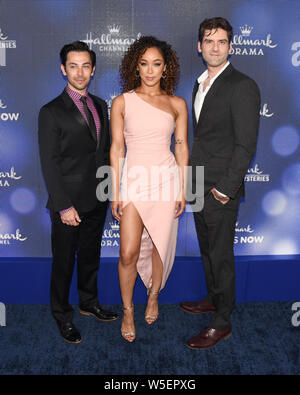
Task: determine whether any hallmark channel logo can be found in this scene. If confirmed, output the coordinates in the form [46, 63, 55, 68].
[260, 103, 274, 118]
[0, 28, 16, 67]
[0, 167, 22, 188]
[101, 220, 120, 248]
[231, 25, 277, 56]
[82, 24, 142, 53]
[234, 222, 264, 245]
[0, 224, 27, 245]
[245, 164, 270, 182]
[0, 99, 20, 122]
[291, 42, 300, 67]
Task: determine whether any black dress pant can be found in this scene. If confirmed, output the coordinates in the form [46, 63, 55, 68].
[193, 192, 240, 330]
[50, 202, 108, 323]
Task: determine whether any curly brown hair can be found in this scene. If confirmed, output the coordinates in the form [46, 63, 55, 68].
[119, 36, 180, 95]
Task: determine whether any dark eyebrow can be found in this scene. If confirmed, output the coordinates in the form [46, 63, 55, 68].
[139, 58, 163, 62]
[204, 38, 228, 42]
[69, 62, 91, 65]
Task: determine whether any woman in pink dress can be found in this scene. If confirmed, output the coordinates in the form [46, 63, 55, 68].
[110, 36, 189, 342]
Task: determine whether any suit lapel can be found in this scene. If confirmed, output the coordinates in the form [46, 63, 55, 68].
[197, 64, 234, 127]
[192, 80, 199, 130]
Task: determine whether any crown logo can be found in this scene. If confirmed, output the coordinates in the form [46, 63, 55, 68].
[240, 25, 253, 36]
[0, 28, 8, 40]
[108, 24, 120, 35]
[109, 221, 120, 230]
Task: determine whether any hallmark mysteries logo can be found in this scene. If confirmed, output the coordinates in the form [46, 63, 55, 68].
[0, 28, 16, 67]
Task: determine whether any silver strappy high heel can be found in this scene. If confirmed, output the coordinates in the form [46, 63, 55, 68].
[121, 304, 135, 342]
[145, 289, 159, 324]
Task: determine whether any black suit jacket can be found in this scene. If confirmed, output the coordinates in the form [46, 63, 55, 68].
[38, 89, 110, 213]
[190, 64, 260, 199]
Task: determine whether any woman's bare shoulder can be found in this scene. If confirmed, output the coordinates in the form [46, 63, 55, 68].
[111, 94, 125, 110]
[169, 95, 187, 113]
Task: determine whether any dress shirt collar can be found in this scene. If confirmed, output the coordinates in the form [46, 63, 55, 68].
[197, 61, 230, 86]
[66, 86, 88, 101]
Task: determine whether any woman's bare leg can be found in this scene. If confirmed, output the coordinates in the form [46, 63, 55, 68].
[119, 203, 144, 341]
[145, 244, 163, 324]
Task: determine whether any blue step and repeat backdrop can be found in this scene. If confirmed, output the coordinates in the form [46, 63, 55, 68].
[0, 0, 300, 259]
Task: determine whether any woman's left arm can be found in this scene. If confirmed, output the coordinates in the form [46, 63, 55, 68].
[173, 97, 189, 218]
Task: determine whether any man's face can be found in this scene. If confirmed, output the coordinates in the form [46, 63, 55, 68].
[198, 28, 231, 69]
[61, 51, 95, 94]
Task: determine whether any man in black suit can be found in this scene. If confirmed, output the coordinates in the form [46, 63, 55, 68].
[39, 41, 118, 344]
[180, 18, 260, 349]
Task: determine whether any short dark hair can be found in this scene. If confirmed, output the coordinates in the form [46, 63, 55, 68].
[60, 41, 96, 68]
[198, 17, 233, 43]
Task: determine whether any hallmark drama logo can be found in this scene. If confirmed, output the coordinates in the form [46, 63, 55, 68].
[0, 28, 16, 67]
[245, 164, 270, 182]
[231, 25, 277, 56]
[0, 167, 22, 188]
[82, 24, 142, 53]
[234, 222, 264, 245]
[101, 220, 120, 248]
[0, 99, 20, 122]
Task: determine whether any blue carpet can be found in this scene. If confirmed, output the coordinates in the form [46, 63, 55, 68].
[0, 302, 299, 375]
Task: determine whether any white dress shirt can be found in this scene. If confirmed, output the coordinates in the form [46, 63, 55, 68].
[194, 61, 230, 198]
[194, 61, 230, 122]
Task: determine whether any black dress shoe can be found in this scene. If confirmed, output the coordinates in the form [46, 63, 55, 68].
[79, 304, 119, 322]
[57, 321, 82, 344]
[187, 326, 232, 349]
[179, 300, 216, 314]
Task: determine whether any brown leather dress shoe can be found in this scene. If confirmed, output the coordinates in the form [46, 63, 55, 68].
[187, 326, 232, 349]
[179, 300, 216, 314]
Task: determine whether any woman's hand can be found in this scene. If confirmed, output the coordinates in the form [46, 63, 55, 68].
[175, 198, 186, 218]
[111, 200, 123, 222]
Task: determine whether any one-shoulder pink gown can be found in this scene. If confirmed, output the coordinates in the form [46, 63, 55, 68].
[120, 91, 180, 291]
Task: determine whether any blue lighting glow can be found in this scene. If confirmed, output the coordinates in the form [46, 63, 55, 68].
[0, 211, 13, 235]
[282, 163, 300, 196]
[10, 188, 36, 214]
[262, 190, 287, 216]
[272, 239, 298, 255]
[272, 126, 299, 157]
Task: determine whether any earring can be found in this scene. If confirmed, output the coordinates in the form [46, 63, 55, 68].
[162, 71, 167, 79]
[135, 69, 140, 78]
